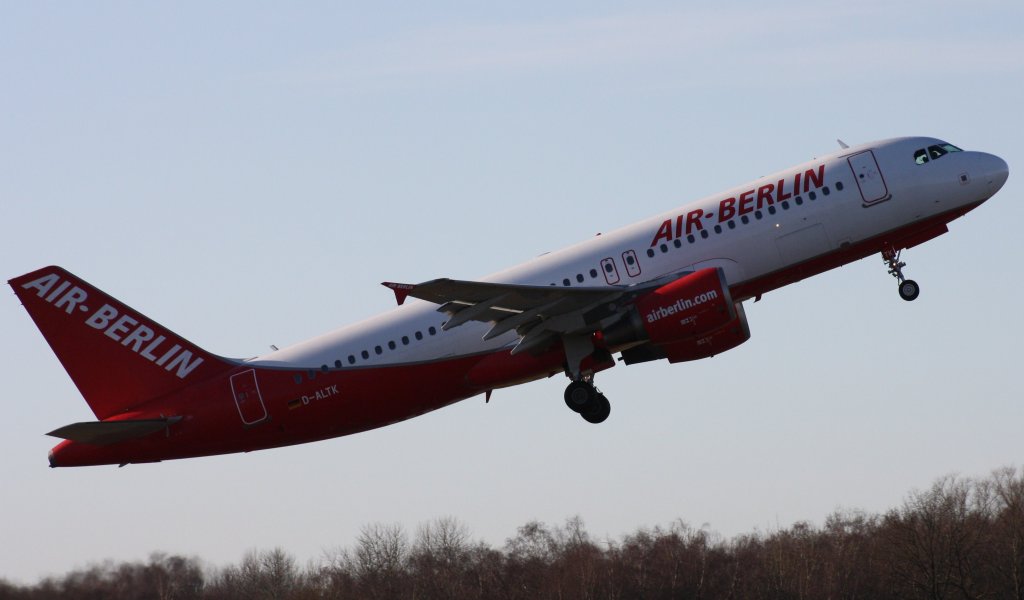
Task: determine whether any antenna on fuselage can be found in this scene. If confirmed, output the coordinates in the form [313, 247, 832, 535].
[837, 139, 849, 149]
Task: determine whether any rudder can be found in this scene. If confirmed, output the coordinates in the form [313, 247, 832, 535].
[10, 266, 236, 419]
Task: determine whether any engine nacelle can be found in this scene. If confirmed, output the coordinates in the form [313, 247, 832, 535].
[618, 302, 750, 365]
[659, 302, 750, 363]
[604, 267, 735, 349]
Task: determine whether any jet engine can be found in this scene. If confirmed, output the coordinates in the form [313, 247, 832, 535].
[603, 267, 751, 364]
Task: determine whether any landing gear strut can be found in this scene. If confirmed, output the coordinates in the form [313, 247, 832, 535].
[564, 379, 611, 424]
[882, 247, 919, 301]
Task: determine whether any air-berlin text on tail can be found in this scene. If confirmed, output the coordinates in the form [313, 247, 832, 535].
[650, 164, 826, 247]
[20, 273, 204, 379]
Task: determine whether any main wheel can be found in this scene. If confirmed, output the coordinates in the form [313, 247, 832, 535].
[581, 394, 611, 424]
[564, 381, 594, 413]
[899, 279, 920, 301]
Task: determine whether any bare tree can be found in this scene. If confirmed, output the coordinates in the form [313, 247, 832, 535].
[882, 475, 990, 599]
[13, 468, 1024, 600]
[988, 467, 1024, 599]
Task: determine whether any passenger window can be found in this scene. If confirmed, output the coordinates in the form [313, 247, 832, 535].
[415, 331, 423, 340]
[348, 355, 356, 365]
[914, 149, 929, 165]
[334, 360, 342, 368]
[562, 278, 570, 286]
[429, 326, 437, 335]
[590, 269, 598, 278]
[388, 341, 396, 350]
[646, 249, 655, 258]
[576, 274, 584, 283]
[402, 336, 409, 345]
[361, 350, 369, 359]
[374, 346, 382, 355]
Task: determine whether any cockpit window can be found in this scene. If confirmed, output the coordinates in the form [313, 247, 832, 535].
[914, 143, 962, 165]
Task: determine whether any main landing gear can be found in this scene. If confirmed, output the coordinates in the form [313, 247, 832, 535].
[564, 379, 611, 424]
[882, 247, 920, 302]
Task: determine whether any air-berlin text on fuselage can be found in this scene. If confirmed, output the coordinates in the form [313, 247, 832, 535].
[645, 290, 718, 324]
[650, 164, 826, 247]
[20, 273, 204, 379]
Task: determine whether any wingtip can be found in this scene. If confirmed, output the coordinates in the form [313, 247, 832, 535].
[382, 282, 415, 306]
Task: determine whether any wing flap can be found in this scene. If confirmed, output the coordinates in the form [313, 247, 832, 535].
[395, 278, 624, 329]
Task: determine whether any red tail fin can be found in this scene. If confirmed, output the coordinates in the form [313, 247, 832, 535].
[10, 266, 236, 419]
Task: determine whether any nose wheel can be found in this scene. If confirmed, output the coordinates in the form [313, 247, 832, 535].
[564, 379, 611, 424]
[898, 279, 920, 301]
[883, 247, 920, 302]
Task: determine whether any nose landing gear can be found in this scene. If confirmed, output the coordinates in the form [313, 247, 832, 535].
[564, 379, 611, 424]
[883, 247, 920, 301]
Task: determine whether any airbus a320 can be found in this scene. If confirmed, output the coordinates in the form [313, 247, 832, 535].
[10, 136, 1008, 467]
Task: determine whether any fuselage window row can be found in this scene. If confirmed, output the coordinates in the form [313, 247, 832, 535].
[637, 179, 845, 256]
[313, 323, 445, 371]
[516, 176, 846, 330]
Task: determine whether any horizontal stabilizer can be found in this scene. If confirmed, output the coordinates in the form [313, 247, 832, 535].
[47, 417, 182, 446]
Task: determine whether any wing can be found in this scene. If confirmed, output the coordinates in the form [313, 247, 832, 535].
[382, 273, 686, 356]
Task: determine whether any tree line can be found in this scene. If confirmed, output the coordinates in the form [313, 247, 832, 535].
[3, 466, 1024, 600]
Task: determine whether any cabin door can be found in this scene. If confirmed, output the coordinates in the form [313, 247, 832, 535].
[231, 369, 268, 425]
[847, 150, 890, 205]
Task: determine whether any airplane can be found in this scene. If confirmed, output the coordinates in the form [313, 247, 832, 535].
[10, 136, 1008, 467]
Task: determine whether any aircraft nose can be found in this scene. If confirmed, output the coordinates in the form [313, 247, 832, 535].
[984, 153, 1009, 194]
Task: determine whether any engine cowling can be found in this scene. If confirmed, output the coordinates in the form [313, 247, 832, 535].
[605, 268, 733, 347]
[603, 267, 751, 364]
[658, 302, 750, 363]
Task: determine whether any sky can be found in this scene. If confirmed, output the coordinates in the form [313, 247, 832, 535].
[2, 0, 1023, 584]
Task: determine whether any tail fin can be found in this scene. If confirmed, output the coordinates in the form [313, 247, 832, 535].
[10, 266, 236, 419]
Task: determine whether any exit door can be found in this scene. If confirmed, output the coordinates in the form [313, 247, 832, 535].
[600, 257, 620, 285]
[847, 150, 890, 205]
[231, 369, 268, 425]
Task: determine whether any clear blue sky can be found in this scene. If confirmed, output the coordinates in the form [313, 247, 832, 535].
[2, 0, 1022, 584]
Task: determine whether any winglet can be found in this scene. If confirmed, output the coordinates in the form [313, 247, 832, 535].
[382, 282, 415, 306]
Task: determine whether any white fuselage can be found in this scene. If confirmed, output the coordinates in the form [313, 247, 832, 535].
[251, 137, 1007, 373]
